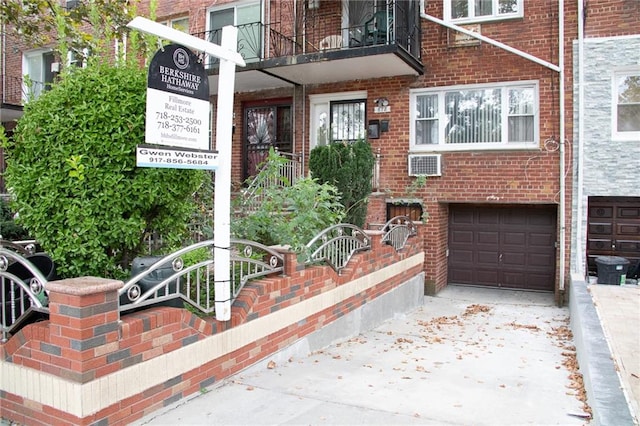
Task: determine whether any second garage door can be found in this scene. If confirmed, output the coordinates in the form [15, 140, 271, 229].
[448, 205, 557, 292]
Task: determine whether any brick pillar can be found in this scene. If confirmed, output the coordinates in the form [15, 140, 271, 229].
[45, 277, 123, 382]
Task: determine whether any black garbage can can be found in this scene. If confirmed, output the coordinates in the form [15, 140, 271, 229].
[595, 256, 630, 285]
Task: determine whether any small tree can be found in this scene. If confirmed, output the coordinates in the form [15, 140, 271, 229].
[3, 61, 207, 279]
[308, 140, 375, 228]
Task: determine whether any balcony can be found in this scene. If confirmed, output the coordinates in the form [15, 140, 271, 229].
[0, 76, 30, 123]
[196, 0, 423, 94]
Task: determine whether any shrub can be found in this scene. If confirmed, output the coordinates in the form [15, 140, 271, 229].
[308, 139, 375, 228]
[3, 62, 207, 279]
[232, 149, 345, 253]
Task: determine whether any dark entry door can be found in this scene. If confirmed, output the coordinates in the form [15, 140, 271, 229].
[587, 197, 640, 274]
[243, 101, 292, 181]
[448, 205, 557, 291]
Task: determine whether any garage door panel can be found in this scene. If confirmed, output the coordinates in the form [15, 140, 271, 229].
[476, 270, 499, 286]
[619, 207, 640, 218]
[503, 232, 525, 245]
[478, 231, 499, 244]
[502, 252, 526, 266]
[450, 249, 473, 263]
[589, 223, 612, 235]
[529, 252, 555, 267]
[451, 230, 474, 244]
[448, 205, 556, 291]
[478, 210, 500, 225]
[450, 209, 474, 225]
[618, 223, 640, 235]
[529, 232, 555, 247]
[477, 251, 499, 266]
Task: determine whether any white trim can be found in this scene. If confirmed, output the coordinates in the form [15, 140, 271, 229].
[443, 0, 523, 24]
[409, 80, 539, 152]
[611, 69, 640, 142]
[309, 91, 368, 150]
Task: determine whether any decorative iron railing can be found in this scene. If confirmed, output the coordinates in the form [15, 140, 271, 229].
[0, 247, 51, 342]
[239, 149, 302, 213]
[381, 216, 417, 250]
[305, 224, 371, 274]
[1, 216, 418, 339]
[118, 239, 284, 314]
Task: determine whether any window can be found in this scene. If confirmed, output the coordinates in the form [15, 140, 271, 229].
[162, 17, 189, 33]
[613, 71, 640, 141]
[207, 2, 261, 66]
[309, 91, 368, 149]
[445, 0, 523, 23]
[410, 82, 538, 151]
[22, 49, 55, 101]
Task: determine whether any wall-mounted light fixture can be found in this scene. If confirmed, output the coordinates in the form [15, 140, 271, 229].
[374, 97, 390, 113]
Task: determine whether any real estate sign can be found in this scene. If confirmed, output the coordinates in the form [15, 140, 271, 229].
[139, 43, 217, 170]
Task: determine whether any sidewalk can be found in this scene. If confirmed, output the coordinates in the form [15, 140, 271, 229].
[589, 283, 640, 423]
[135, 286, 589, 425]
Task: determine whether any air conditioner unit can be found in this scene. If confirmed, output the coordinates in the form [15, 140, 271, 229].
[408, 154, 442, 177]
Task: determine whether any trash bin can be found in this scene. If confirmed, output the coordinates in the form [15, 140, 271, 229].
[595, 256, 630, 285]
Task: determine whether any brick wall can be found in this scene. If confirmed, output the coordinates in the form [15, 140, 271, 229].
[1, 233, 424, 425]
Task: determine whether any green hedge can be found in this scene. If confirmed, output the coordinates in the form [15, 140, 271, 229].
[309, 140, 375, 228]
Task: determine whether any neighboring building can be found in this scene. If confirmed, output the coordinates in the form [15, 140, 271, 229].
[570, 1, 640, 280]
[2, 1, 637, 300]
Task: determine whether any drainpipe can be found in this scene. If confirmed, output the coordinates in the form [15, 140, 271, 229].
[575, 0, 585, 278]
[558, 0, 566, 301]
[418, 0, 567, 299]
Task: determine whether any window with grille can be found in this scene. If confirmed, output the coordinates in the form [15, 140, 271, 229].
[330, 99, 366, 142]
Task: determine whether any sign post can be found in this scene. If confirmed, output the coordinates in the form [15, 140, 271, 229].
[127, 17, 244, 321]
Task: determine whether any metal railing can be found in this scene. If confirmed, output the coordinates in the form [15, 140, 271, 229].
[0, 247, 50, 342]
[193, 0, 420, 68]
[305, 224, 371, 274]
[380, 216, 417, 250]
[119, 239, 284, 314]
[239, 149, 302, 213]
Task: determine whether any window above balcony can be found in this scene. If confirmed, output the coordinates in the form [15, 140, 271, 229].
[206, 1, 263, 68]
[444, 0, 523, 24]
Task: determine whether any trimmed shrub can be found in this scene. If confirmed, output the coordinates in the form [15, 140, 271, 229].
[308, 140, 375, 228]
[3, 62, 207, 279]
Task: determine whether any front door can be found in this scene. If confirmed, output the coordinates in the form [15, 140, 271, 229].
[243, 100, 292, 181]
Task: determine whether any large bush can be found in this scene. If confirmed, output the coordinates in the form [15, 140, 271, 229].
[4, 62, 207, 279]
[308, 140, 375, 228]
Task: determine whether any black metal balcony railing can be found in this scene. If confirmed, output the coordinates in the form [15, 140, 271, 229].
[2, 75, 47, 105]
[194, 1, 420, 69]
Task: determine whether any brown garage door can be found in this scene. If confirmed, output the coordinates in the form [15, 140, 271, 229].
[448, 205, 557, 291]
[587, 197, 640, 275]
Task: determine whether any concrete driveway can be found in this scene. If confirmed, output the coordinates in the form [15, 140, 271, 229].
[135, 285, 590, 425]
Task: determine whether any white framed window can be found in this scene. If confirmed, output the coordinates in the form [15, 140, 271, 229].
[444, 0, 523, 23]
[162, 16, 189, 33]
[410, 81, 538, 151]
[206, 1, 262, 66]
[22, 49, 55, 101]
[309, 91, 368, 150]
[612, 70, 640, 141]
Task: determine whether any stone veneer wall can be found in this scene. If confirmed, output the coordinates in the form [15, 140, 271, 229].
[0, 232, 424, 425]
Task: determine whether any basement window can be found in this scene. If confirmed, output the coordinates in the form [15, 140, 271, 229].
[387, 201, 423, 222]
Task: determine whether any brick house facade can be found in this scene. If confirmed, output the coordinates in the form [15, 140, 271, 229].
[1, 0, 638, 299]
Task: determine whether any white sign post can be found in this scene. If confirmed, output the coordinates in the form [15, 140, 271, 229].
[127, 17, 245, 321]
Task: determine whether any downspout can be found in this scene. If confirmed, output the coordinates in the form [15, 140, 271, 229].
[575, 0, 585, 278]
[418, 0, 567, 298]
[558, 0, 566, 300]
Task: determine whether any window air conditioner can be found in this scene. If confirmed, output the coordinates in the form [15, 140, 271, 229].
[408, 154, 442, 177]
